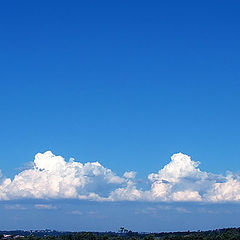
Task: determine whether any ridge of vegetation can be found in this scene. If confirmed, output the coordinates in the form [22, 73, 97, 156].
[1, 228, 240, 240]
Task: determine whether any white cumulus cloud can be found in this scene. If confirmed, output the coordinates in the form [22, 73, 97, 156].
[1, 151, 240, 202]
[0, 151, 125, 201]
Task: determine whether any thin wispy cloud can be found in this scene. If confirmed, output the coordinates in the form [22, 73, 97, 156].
[34, 204, 57, 210]
[0, 151, 240, 202]
[70, 210, 83, 215]
[4, 204, 27, 210]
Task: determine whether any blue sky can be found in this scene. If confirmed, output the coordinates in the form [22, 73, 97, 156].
[1, 0, 240, 231]
[2, 200, 240, 232]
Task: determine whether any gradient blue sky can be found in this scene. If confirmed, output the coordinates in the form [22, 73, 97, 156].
[1, 0, 240, 231]
[2, 200, 240, 232]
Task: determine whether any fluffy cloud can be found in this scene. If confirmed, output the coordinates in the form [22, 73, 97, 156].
[145, 153, 209, 201]
[145, 153, 240, 202]
[0, 151, 125, 201]
[205, 175, 240, 202]
[109, 180, 143, 201]
[1, 151, 240, 202]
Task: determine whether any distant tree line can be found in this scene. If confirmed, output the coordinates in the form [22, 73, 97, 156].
[2, 228, 240, 240]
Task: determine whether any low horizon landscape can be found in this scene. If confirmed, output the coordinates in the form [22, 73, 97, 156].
[2, 227, 240, 240]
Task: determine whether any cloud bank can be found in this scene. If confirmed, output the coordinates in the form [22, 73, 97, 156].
[0, 151, 240, 202]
